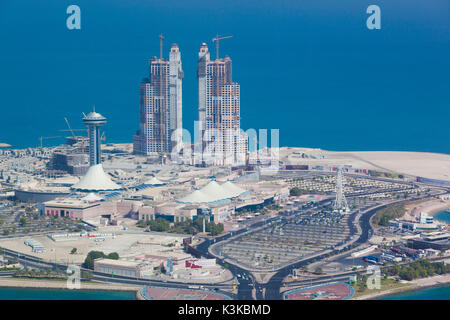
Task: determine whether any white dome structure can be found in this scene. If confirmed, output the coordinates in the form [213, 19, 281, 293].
[71, 164, 121, 191]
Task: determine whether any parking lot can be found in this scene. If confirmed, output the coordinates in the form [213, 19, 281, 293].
[285, 174, 418, 196]
[214, 209, 352, 271]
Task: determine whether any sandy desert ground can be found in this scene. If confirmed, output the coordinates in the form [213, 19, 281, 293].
[281, 148, 450, 181]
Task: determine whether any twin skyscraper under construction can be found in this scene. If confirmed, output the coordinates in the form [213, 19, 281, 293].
[133, 41, 183, 157]
[133, 38, 247, 166]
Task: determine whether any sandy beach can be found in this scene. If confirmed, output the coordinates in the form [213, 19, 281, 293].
[403, 198, 450, 221]
[281, 148, 450, 181]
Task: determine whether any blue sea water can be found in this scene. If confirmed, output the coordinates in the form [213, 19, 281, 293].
[0, 285, 448, 300]
[0, 0, 449, 152]
[379, 284, 450, 300]
[0, 287, 135, 300]
[434, 210, 450, 224]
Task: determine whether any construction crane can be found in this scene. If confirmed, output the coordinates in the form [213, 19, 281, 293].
[61, 117, 87, 133]
[64, 117, 76, 139]
[60, 118, 87, 134]
[212, 35, 232, 60]
[59, 129, 87, 133]
[159, 34, 164, 59]
[60, 117, 88, 152]
[39, 136, 61, 149]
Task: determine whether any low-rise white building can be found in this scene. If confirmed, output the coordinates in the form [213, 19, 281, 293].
[94, 258, 155, 278]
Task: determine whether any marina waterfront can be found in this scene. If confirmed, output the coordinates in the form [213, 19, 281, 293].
[0, 287, 135, 300]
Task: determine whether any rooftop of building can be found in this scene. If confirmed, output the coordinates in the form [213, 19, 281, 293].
[44, 198, 100, 209]
[83, 111, 106, 121]
[422, 233, 450, 241]
[94, 258, 144, 268]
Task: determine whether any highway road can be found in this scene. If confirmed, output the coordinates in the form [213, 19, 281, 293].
[0, 247, 235, 298]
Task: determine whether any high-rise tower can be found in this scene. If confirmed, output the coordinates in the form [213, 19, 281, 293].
[197, 42, 247, 166]
[83, 109, 106, 166]
[72, 108, 121, 192]
[133, 41, 183, 156]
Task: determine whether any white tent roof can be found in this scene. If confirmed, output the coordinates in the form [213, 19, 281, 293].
[221, 180, 247, 198]
[177, 189, 212, 204]
[199, 180, 234, 202]
[71, 164, 121, 191]
[144, 177, 164, 185]
[80, 193, 103, 202]
[177, 180, 247, 204]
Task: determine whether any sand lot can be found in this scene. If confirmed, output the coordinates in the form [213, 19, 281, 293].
[281, 148, 450, 181]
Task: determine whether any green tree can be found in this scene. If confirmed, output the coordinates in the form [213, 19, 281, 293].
[83, 251, 119, 269]
[19, 217, 27, 227]
[107, 252, 119, 260]
[148, 218, 171, 232]
[289, 187, 304, 196]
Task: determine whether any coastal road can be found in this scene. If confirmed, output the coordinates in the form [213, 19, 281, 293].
[0, 247, 236, 298]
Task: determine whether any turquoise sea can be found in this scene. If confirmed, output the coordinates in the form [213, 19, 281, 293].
[434, 210, 450, 224]
[0, 0, 449, 153]
[0, 285, 449, 300]
[0, 287, 135, 300]
[379, 284, 450, 300]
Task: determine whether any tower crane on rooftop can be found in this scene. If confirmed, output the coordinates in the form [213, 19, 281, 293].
[212, 35, 232, 60]
[159, 34, 164, 59]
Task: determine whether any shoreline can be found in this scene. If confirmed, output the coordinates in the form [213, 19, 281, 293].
[353, 274, 450, 300]
[0, 277, 141, 299]
[427, 205, 450, 217]
[403, 198, 450, 222]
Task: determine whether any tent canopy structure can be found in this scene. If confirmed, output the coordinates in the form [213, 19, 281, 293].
[177, 189, 212, 204]
[221, 180, 247, 198]
[143, 176, 164, 186]
[198, 180, 233, 202]
[80, 192, 103, 202]
[177, 180, 247, 204]
[72, 164, 122, 191]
